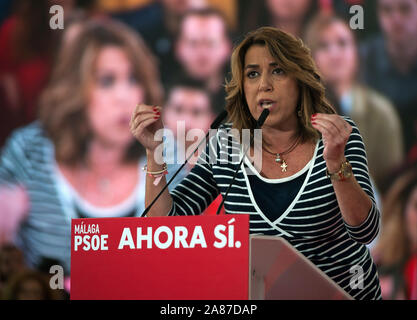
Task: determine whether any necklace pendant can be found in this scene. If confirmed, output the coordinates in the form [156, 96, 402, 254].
[280, 160, 288, 172]
[275, 153, 281, 163]
[98, 178, 111, 193]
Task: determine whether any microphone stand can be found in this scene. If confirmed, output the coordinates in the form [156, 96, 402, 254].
[141, 110, 228, 217]
[215, 108, 270, 215]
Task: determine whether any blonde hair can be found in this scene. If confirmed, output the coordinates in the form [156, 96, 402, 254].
[225, 26, 334, 143]
[374, 168, 417, 267]
[38, 19, 164, 165]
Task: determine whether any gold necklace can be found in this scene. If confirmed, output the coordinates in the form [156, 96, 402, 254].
[262, 134, 302, 172]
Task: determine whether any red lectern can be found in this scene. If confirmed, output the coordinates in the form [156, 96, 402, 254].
[70, 215, 352, 300]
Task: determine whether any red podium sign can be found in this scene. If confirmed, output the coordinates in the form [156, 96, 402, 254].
[70, 214, 249, 300]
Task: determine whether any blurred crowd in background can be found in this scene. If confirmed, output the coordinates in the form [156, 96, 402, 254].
[0, 0, 416, 300]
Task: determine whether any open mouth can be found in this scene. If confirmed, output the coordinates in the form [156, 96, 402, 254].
[258, 100, 275, 109]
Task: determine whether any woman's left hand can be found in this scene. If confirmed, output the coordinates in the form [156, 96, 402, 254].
[311, 113, 352, 171]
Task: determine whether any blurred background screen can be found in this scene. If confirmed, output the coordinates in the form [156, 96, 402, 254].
[0, 0, 416, 300]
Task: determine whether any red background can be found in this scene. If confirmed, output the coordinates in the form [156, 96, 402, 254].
[70, 214, 249, 300]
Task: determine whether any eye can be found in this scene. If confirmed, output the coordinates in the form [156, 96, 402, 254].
[337, 38, 351, 49]
[96, 74, 115, 88]
[246, 70, 259, 79]
[128, 73, 140, 86]
[192, 109, 205, 117]
[399, 3, 411, 15]
[272, 68, 284, 75]
[380, 4, 392, 15]
[173, 105, 184, 114]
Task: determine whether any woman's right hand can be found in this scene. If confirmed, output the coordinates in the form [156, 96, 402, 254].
[130, 104, 163, 152]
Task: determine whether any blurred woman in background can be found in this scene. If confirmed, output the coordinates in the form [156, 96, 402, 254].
[238, 0, 318, 39]
[305, 13, 404, 194]
[373, 166, 417, 299]
[0, 18, 163, 274]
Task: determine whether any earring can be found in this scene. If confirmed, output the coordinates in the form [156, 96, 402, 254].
[297, 108, 302, 117]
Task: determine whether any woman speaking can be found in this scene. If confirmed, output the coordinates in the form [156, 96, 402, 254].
[131, 27, 381, 300]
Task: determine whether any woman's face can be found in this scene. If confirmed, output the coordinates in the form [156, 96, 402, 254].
[87, 46, 145, 147]
[243, 44, 299, 130]
[313, 21, 357, 87]
[405, 185, 417, 252]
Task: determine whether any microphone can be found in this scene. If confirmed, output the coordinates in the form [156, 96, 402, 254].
[215, 108, 270, 215]
[141, 110, 228, 216]
[210, 110, 228, 129]
[256, 108, 270, 127]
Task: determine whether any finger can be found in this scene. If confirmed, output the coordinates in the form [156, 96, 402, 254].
[131, 108, 161, 128]
[316, 117, 352, 142]
[313, 114, 351, 135]
[132, 117, 161, 137]
[331, 116, 352, 134]
[131, 105, 161, 124]
[131, 113, 161, 130]
[342, 120, 352, 135]
[312, 121, 347, 148]
[311, 121, 330, 139]
[312, 114, 344, 135]
[312, 117, 340, 137]
[132, 105, 161, 120]
[131, 109, 161, 130]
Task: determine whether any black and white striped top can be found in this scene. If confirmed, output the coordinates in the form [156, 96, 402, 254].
[0, 122, 145, 273]
[168, 117, 382, 300]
